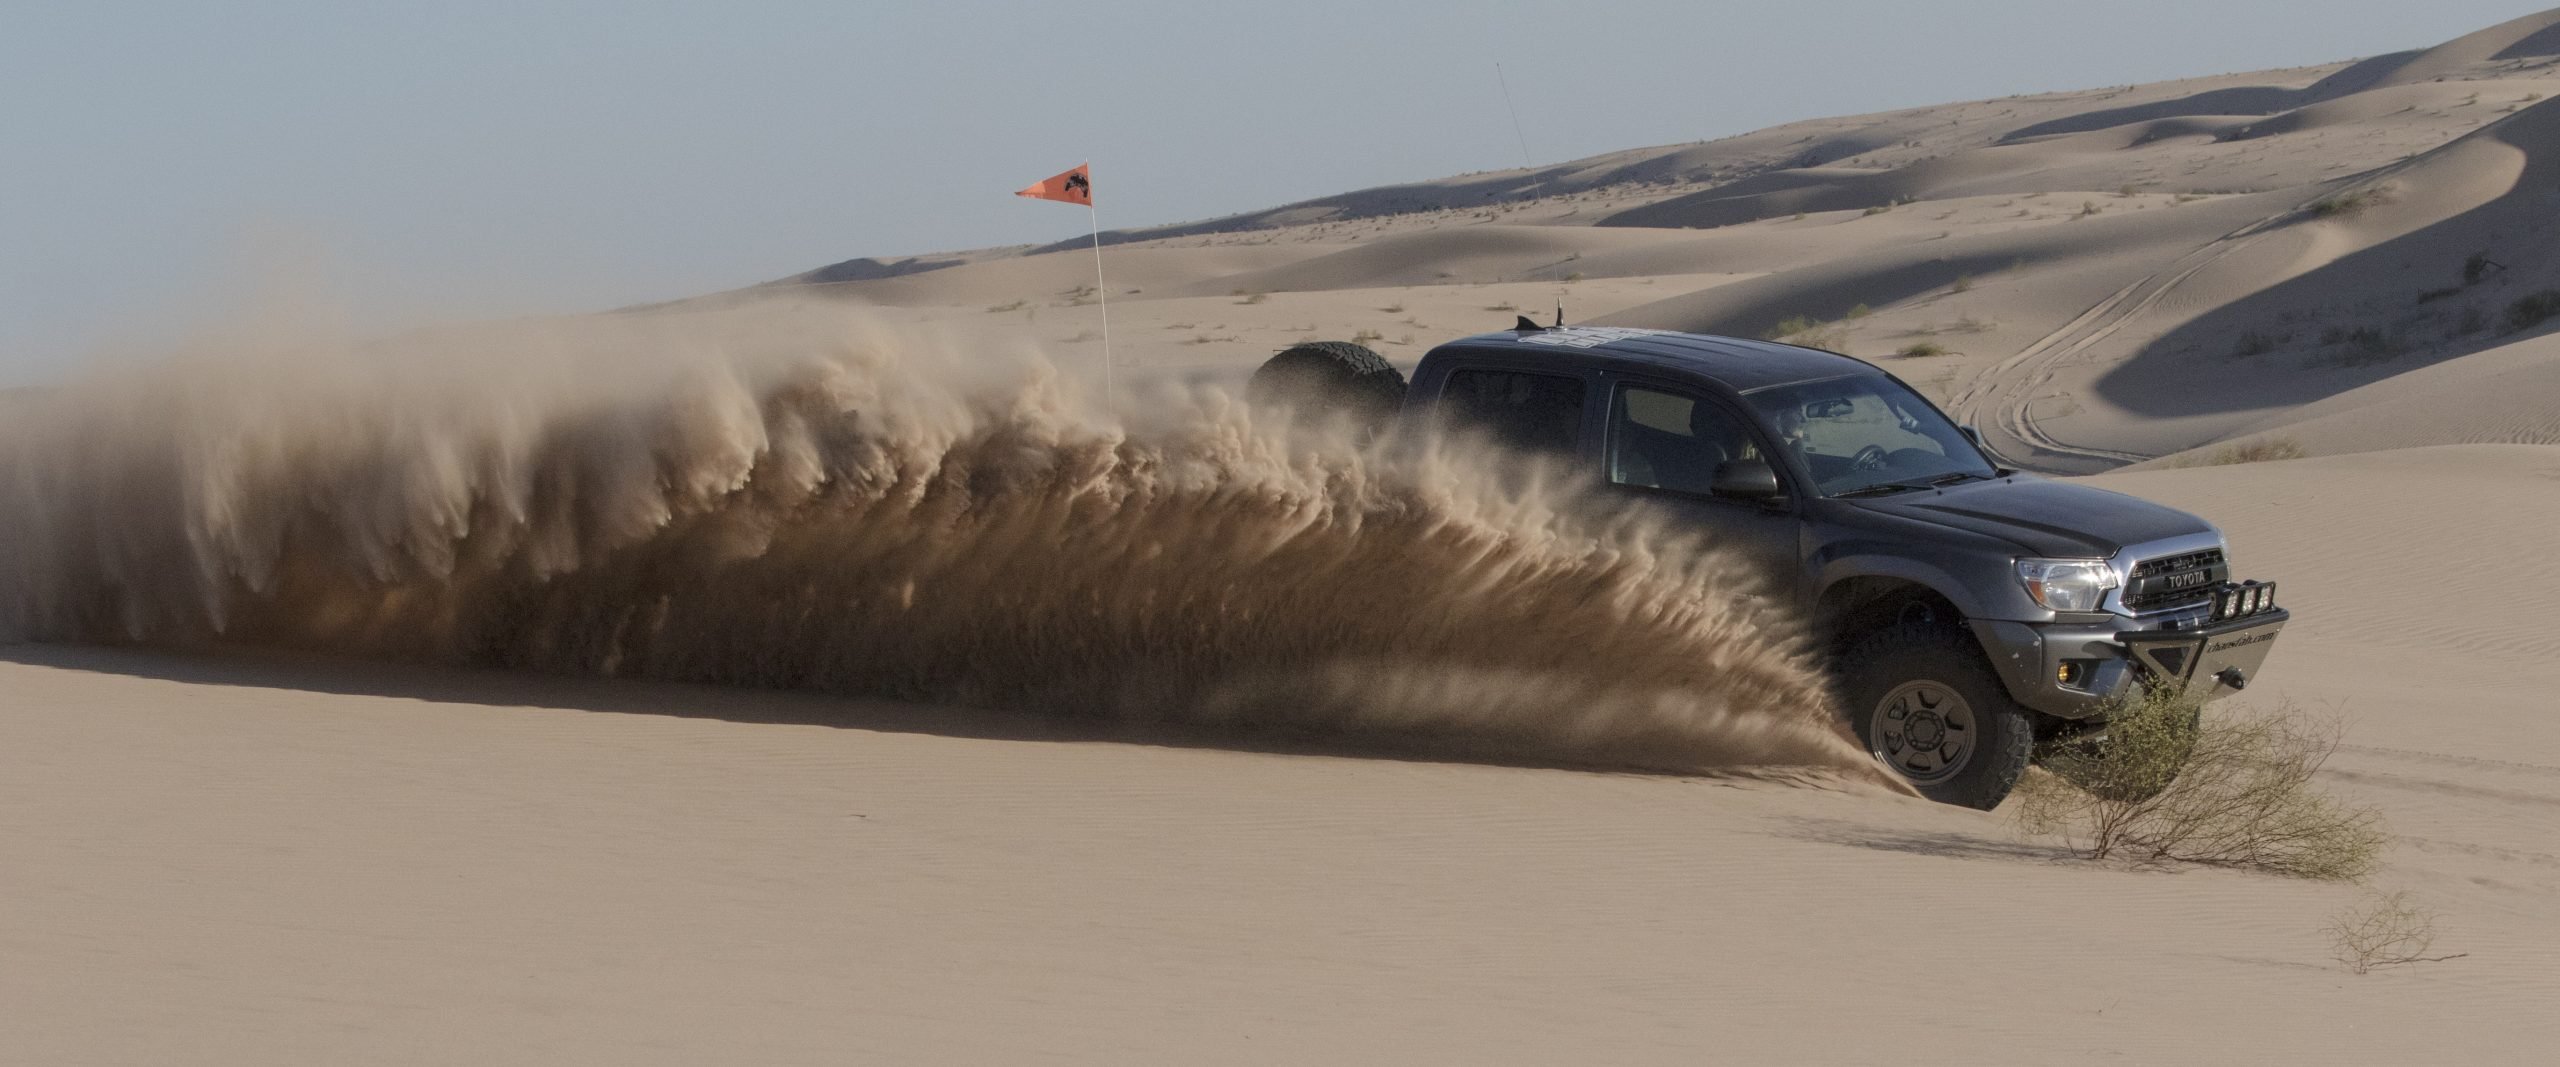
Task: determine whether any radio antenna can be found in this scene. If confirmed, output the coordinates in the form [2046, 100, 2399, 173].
[1494, 63, 1534, 171]
[1494, 64, 1568, 327]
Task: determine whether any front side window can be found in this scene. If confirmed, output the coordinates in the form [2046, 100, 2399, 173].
[1746, 374, 1995, 496]
[1607, 384, 1763, 496]
[1436, 369, 1587, 455]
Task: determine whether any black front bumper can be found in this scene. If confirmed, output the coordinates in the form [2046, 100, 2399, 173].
[1971, 607, 2292, 720]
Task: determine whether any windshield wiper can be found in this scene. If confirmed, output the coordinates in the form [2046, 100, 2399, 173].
[1837, 471, 1994, 498]
[1834, 481, 1935, 498]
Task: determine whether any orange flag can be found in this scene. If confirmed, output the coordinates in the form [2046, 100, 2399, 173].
[1014, 163, 1092, 206]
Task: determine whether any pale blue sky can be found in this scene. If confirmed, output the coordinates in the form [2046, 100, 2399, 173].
[2, 1, 2540, 382]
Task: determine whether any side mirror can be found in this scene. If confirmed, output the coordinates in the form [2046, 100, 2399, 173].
[1712, 458, 1785, 501]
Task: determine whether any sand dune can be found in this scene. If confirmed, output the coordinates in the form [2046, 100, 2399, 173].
[782, 7, 2560, 475]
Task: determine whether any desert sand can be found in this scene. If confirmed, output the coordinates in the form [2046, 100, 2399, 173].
[10, 8, 2560, 1065]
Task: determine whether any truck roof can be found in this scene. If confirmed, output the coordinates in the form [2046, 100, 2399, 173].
[1430, 326, 1879, 393]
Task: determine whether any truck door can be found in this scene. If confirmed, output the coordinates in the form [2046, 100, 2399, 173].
[1600, 379, 1805, 600]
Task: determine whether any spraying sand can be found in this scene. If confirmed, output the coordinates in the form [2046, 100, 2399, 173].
[0, 300, 1886, 784]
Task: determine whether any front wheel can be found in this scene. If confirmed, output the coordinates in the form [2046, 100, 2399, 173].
[1841, 622, 2035, 809]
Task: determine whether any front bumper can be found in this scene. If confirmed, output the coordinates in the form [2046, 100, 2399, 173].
[1971, 608, 2291, 720]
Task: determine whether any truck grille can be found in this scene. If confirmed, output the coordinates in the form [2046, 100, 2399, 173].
[2123, 548, 2227, 612]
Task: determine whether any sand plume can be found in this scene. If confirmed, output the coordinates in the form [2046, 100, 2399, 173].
[0, 301, 1886, 783]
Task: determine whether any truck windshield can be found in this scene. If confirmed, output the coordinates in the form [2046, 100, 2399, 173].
[1745, 375, 1996, 497]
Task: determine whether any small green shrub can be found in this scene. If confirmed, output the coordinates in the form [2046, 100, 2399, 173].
[2463, 253, 2494, 285]
[1846, 303, 1873, 320]
[1351, 328, 1385, 344]
[1897, 342, 1949, 358]
[986, 299, 1027, 313]
[2016, 692, 2385, 881]
[1237, 292, 1269, 305]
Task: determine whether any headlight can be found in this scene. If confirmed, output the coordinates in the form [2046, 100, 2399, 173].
[2016, 558, 2119, 613]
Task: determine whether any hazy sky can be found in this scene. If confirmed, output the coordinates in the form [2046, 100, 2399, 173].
[2, 1, 2542, 382]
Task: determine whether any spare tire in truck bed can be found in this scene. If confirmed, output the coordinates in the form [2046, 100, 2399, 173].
[1245, 341, 1407, 434]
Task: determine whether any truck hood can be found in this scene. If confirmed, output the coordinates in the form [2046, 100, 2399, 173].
[1843, 475, 2212, 558]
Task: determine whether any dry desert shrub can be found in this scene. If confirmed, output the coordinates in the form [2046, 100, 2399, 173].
[2505, 291, 2560, 334]
[1763, 316, 1845, 353]
[1765, 315, 1822, 339]
[2016, 691, 2386, 881]
[2231, 330, 2282, 357]
[2325, 890, 2462, 974]
[2175, 436, 2308, 467]
[2309, 185, 2393, 219]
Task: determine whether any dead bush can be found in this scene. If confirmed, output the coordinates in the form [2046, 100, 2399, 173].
[2174, 436, 2308, 467]
[1763, 315, 1845, 353]
[2325, 890, 2463, 974]
[2016, 692, 2385, 880]
[2310, 185, 2394, 219]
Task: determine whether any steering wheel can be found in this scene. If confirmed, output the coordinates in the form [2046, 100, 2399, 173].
[1850, 445, 1890, 471]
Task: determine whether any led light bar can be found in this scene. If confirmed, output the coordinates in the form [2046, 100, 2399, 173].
[2211, 580, 2279, 621]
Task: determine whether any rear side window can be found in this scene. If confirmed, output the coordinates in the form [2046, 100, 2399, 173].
[1436, 369, 1586, 455]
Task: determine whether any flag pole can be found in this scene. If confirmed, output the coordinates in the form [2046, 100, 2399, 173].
[1087, 196, 1112, 407]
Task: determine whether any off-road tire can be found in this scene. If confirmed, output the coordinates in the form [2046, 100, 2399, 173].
[1841, 622, 2035, 809]
[1246, 341, 1406, 435]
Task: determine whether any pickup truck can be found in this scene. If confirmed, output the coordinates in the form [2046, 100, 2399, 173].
[1247, 323, 2291, 808]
